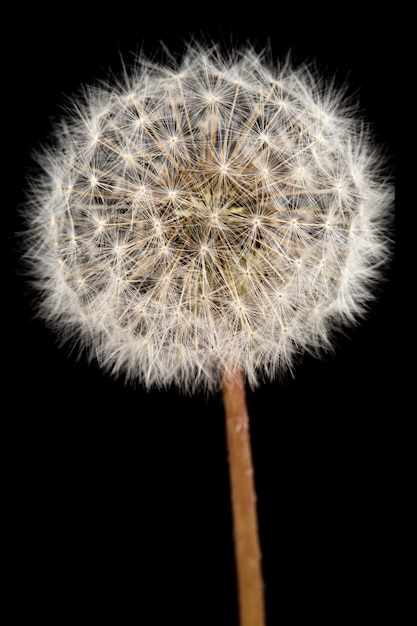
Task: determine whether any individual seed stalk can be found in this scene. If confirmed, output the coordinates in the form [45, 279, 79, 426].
[223, 366, 265, 626]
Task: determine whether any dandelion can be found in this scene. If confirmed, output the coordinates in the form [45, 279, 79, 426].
[23, 44, 393, 626]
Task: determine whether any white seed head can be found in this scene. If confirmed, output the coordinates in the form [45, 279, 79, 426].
[24, 45, 393, 392]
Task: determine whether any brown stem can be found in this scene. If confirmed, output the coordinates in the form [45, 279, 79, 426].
[223, 366, 265, 626]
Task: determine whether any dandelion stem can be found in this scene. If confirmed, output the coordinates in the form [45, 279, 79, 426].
[223, 366, 265, 626]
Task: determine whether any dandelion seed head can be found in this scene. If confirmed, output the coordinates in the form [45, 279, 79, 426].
[24, 44, 393, 392]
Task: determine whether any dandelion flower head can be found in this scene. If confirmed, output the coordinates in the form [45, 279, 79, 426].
[25, 45, 392, 392]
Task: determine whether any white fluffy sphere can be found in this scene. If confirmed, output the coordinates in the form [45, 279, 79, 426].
[25, 46, 392, 391]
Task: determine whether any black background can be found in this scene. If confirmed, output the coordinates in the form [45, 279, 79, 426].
[6, 5, 395, 625]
